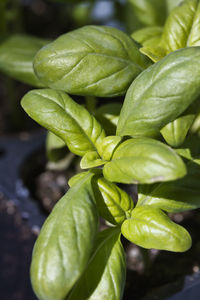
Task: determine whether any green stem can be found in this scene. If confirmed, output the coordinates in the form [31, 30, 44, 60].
[85, 96, 97, 113]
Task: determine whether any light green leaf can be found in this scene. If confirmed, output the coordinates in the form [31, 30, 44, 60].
[68, 228, 126, 300]
[0, 34, 48, 86]
[99, 136, 123, 161]
[30, 172, 99, 300]
[140, 44, 166, 62]
[167, 0, 184, 13]
[160, 114, 195, 147]
[103, 138, 186, 184]
[21, 89, 106, 157]
[131, 26, 163, 46]
[80, 151, 106, 169]
[121, 206, 191, 252]
[117, 47, 200, 137]
[93, 177, 134, 224]
[95, 103, 122, 135]
[162, 0, 200, 54]
[68, 172, 89, 187]
[137, 159, 200, 213]
[33, 25, 151, 97]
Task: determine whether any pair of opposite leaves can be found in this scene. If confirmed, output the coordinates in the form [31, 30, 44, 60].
[31, 171, 191, 300]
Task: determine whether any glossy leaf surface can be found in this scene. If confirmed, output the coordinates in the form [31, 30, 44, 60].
[30, 172, 99, 300]
[103, 138, 186, 184]
[80, 151, 106, 169]
[34, 25, 150, 97]
[93, 177, 133, 224]
[117, 47, 200, 137]
[21, 89, 106, 156]
[131, 26, 163, 46]
[160, 114, 195, 147]
[121, 206, 191, 252]
[162, 0, 200, 54]
[68, 228, 126, 300]
[99, 136, 123, 161]
[0, 34, 47, 86]
[137, 159, 200, 213]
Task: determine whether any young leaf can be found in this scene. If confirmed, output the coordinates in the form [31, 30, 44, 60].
[93, 177, 134, 225]
[30, 172, 99, 300]
[167, 0, 184, 13]
[161, 0, 200, 54]
[137, 159, 200, 213]
[0, 34, 48, 86]
[117, 47, 200, 137]
[160, 114, 195, 147]
[121, 206, 192, 252]
[33, 25, 151, 97]
[103, 138, 186, 184]
[131, 26, 163, 46]
[21, 89, 106, 157]
[80, 151, 106, 169]
[68, 228, 126, 300]
[99, 136, 123, 161]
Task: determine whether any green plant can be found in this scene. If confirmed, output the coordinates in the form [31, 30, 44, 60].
[0, 0, 200, 298]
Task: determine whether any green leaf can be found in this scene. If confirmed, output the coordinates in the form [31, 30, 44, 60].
[161, 0, 200, 54]
[126, 0, 167, 32]
[30, 172, 99, 300]
[137, 159, 200, 213]
[80, 151, 106, 169]
[0, 34, 48, 86]
[99, 136, 123, 161]
[33, 25, 151, 97]
[167, 0, 184, 13]
[117, 47, 200, 137]
[95, 103, 122, 135]
[140, 44, 166, 62]
[93, 177, 134, 224]
[21, 89, 106, 157]
[160, 114, 195, 147]
[121, 206, 191, 252]
[68, 228, 126, 300]
[46, 131, 67, 162]
[103, 138, 186, 184]
[131, 26, 163, 46]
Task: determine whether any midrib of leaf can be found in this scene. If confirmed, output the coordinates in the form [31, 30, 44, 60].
[39, 93, 102, 155]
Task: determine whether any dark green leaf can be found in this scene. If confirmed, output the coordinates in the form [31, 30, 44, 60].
[30, 172, 99, 300]
[0, 34, 48, 86]
[68, 228, 126, 300]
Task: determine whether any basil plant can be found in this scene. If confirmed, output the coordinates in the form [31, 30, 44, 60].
[1, 0, 200, 297]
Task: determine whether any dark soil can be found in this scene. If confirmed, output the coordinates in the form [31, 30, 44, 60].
[0, 193, 38, 300]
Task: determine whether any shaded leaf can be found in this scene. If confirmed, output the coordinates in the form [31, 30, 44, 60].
[0, 34, 48, 86]
[68, 228, 126, 300]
